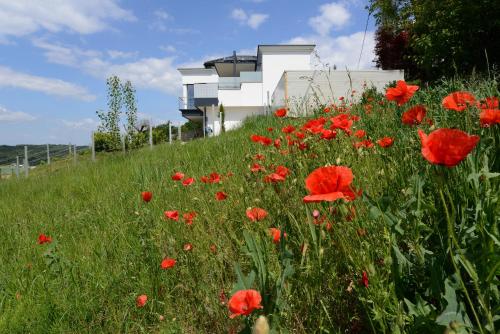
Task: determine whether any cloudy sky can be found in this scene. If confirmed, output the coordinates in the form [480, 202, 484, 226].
[0, 0, 375, 145]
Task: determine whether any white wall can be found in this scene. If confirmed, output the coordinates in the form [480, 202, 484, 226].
[180, 70, 219, 101]
[218, 82, 263, 107]
[181, 72, 219, 85]
[205, 106, 265, 135]
[261, 53, 311, 106]
[272, 70, 405, 116]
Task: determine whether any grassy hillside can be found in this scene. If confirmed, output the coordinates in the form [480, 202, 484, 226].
[0, 77, 498, 333]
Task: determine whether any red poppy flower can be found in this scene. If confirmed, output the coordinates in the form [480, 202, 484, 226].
[250, 163, 265, 173]
[295, 131, 305, 139]
[183, 243, 193, 251]
[207, 172, 221, 184]
[253, 154, 265, 161]
[228, 289, 263, 318]
[182, 178, 194, 186]
[297, 142, 308, 151]
[282, 125, 295, 134]
[442, 91, 476, 112]
[320, 129, 337, 140]
[303, 166, 359, 203]
[264, 173, 285, 183]
[385, 80, 419, 106]
[215, 191, 228, 201]
[267, 127, 273, 132]
[275, 165, 289, 178]
[480, 109, 500, 127]
[480, 97, 499, 110]
[171, 172, 184, 181]
[183, 212, 197, 225]
[269, 228, 286, 244]
[354, 140, 374, 149]
[323, 106, 331, 113]
[141, 191, 152, 202]
[200, 176, 209, 183]
[246, 207, 268, 222]
[274, 108, 287, 117]
[377, 137, 394, 148]
[418, 129, 480, 167]
[330, 114, 353, 134]
[219, 289, 228, 305]
[402, 105, 427, 125]
[210, 244, 217, 254]
[250, 135, 272, 146]
[361, 271, 369, 288]
[354, 130, 366, 138]
[164, 210, 179, 221]
[273, 138, 281, 148]
[38, 234, 52, 245]
[161, 257, 176, 269]
[136, 294, 148, 308]
[302, 117, 326, 134]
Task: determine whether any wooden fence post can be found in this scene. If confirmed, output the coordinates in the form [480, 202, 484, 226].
[169, 122, 172, 144]
[91, 131, 96, 162]
[149, 119, 153, 150]
[24, 145, 29, 177]
[16, 156, 19, 178]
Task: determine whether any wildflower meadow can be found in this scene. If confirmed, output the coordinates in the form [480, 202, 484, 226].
[0, 76, 499, 333]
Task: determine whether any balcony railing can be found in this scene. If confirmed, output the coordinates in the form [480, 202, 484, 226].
[179, 97, 195, 110]
[218, 71, 262, 90]
[194, 83, 218, 98]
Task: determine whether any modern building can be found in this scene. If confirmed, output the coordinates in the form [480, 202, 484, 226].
[178, 44, 404, 136]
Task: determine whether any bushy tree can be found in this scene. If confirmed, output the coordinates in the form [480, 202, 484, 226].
[370, 0, 500, 81]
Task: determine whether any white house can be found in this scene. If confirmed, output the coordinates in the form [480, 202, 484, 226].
[178, 44, 404, 136]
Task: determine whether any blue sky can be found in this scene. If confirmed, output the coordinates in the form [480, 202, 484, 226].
[0, 0, 375, 145]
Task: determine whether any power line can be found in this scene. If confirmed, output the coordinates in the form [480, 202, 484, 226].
[357, 11, 371, 70]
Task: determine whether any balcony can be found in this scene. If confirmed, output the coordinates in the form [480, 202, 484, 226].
[179, 83, 218, 110]
[218, 71, 262, 90]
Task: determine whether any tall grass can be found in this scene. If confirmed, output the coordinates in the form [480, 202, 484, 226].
[0, 76, 498, 333]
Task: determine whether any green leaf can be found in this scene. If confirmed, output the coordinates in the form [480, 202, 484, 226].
[435, 279, 471, 328]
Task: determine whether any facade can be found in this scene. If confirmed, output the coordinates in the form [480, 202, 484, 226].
[178, 45, 314, 136]
[177, 44, 404, 136]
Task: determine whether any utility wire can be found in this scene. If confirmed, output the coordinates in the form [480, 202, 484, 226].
[357, 11, 371, 70]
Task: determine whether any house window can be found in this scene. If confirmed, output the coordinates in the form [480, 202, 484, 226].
[186, 84, 194, 109]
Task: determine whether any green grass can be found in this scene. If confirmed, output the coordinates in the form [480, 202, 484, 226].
[0, 76, 498, 333]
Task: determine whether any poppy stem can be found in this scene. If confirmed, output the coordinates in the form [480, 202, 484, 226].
[439, 188, 484, 333]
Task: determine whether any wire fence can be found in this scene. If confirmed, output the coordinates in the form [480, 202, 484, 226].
[0, 120, 205, 181]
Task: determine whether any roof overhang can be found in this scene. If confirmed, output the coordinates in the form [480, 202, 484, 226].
[214, 62, 256, 77]
[257, 44, 316, 66]
[178, 68, 217, 75]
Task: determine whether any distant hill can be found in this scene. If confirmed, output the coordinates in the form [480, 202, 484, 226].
[0, 145, 87, 166]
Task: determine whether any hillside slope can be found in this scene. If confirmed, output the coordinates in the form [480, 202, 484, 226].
[0, 77, 498, 333]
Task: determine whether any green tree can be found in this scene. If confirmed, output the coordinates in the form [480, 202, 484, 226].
[219, 104, 226, 133]
[370, 0, 500, 81]
[122, 80, 138, 148]
[96, 76, 122, 150]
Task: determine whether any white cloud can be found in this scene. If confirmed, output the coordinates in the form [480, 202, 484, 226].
[288, 31, 376, 69]
[231, 8, 269, 29]
[0, 105, 36, 122]
[0, 65, 96, 101]
[107, 50, 138, 59]
[33, 40, 182, 95]
[247, 14, 269, 29]
[62, 118, 99, 130]
[160, 45, 177, 53]
[0, 0, 135, 38]
[309, 2, 351, 35]
[154, 9, 172, 21]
